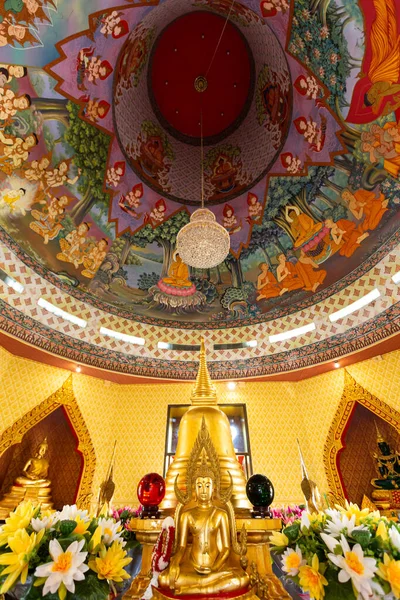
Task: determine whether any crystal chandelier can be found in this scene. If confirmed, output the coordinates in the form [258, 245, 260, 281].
[177, 113, 230, 269]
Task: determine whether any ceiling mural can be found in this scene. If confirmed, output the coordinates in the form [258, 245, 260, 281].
[0, 0, 399, 341]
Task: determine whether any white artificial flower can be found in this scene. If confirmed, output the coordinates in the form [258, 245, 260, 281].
[321, 532, 341, 553]
[325, 513, 367, 538]
[300, 511, 310, 530]
[325, 508, 341, 519]
[56, 504, 90, 523]
[328, 534, 377, 600]
[34, 538, 89, 595]
[281, 545, 306, 576]
[389, 526, 400, 552]
[31, 513, 59, 532]
[97, 517, 125, 546]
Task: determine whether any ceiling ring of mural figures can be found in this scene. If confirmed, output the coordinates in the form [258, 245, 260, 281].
[0, 0, 399, 367]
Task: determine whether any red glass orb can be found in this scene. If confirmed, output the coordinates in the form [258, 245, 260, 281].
[137, 473, 166, 507]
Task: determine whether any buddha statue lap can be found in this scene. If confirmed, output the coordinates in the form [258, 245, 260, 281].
[0, 438, 53, 518]
[158, 420, 250, 597]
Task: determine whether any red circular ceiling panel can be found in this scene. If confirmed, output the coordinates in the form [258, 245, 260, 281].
[150, 11, 252, 141]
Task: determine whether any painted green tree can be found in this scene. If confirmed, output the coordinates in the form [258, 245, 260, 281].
[132, 211, 190, 277]
[64, 101, 111, 225]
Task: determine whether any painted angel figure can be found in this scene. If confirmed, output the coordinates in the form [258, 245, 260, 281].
[347, 0, 400, 124]
[281, 152, 302, 174]
[118, 183, 143, 219]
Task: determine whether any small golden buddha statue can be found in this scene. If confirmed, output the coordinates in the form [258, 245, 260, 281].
[157, 419, 249, 597]
[0, 438, 53, 518]
[16, 438, 50, 487]
[162, 252, 192, 288]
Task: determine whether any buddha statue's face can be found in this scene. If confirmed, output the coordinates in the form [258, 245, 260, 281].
[36, 445, 47, 459]
[195, 477, 213, 505]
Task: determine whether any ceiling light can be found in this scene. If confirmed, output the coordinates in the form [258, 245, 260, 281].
[269, 322, 316, 343]
[392, 270, 400, 284]
[0, 268, 24, 293]
[38, 298, 87, 328]
[329, 288, 381, 322]
[76, 366, 82, 373]
[334, 362, 340, 368]
[246, 340, 257, 348]
[177, 208, 230, 269]
[227, 381, 237, 390]
[158, 341, 170, 349]
[100, 326, 145, 345]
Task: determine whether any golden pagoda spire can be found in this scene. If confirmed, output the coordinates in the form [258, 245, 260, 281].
[375, 420, 385, 443]
[191, 339, 218, 405]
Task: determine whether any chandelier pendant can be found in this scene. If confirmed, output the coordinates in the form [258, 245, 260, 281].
[177, 208, 230, 269]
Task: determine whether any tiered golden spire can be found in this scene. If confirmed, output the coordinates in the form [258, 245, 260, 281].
[191, 339, 217, 405]
[375, 420, 385, 443]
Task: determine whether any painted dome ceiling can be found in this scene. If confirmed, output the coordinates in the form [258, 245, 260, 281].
[0, 0, 399, 379]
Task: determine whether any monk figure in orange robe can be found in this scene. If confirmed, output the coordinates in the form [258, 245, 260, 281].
[295, 252, 327, 293]
[276, 254, 303, 292]
[256, 263, 282, 300]
[341, 188, 388, 234]
[325, 218, 368, 258]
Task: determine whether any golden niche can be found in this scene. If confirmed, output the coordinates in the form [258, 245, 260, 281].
[0, 438, 53, 518]
[158, 418, 249, 596]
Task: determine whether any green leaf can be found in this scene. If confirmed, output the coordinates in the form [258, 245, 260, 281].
[73, 571, 109, 600]
[351, 529, 372, 548]
[283, 523, 300, 542]
[324, 568, 355, 600]
[59, 520, 78, 537]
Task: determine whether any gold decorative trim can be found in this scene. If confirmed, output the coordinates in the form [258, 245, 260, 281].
[323, 370, 400, 505]
[0, 375, 96, 510]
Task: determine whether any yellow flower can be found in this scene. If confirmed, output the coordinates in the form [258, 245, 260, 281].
[298, 554, 328, 600]
[379, 553, 400, 598]
[0, 528, 44, 594]
[89, 525, 103, 552]
[0, 501, 37, 546]
[336, 501, 370, 526]
[89, 542, 132, 582]
[73, 516, 90, 535]
[269, 531, 289, 548]
[377, 521, 389, 542]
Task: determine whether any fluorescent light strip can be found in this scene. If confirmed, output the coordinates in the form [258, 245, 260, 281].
[392, 270, 400, 285]
[269, 322, 316, 343]
[246, 340, 257, 348]
[0, 268, 24, 293]
[38, 298, 87, 328]
[328, 288, 381, 322]
[100, 326, 145, 346]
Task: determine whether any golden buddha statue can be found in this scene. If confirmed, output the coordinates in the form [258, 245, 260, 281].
[297, 439, 323, 514]
[0, 438, 53, 518]
[160, 339, 252, 515]
[157, 418, 249, 597]
[162, 252, 192, 288]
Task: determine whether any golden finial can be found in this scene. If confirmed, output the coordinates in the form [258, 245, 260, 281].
[297, 438, 308, 480]
[375, 420, 385, 443]
[191, 339, 217, 405]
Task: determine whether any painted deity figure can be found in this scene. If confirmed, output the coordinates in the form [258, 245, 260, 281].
[0, 131, 38, 169]
[294, 116, 326, 152]
[223, 204, 241, 234]
[118, 183, 143, 219]
[29, 195, 69, 244]
[246, 193, 262, 222]
[106, 161, 125, 188]
[81, 238, 108, 279]
[0, 186, 26, 214]
[24, 156, 51, 185]
[146, 198, 166, 225]
[280, 152, 302, 174]
[0, 89, 31, 123]
[56, 222, 91, 269]
[43, 161, 80, 191]
[341, 188, 388, 234]
[294, 75, 320, 100]
[162, 251, 192, 288]
[285, 205, 322, 248]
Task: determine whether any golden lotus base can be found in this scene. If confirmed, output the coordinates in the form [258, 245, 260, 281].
[0, 485, 53, 519]
[371, 489, 400, 514]
[122, 518, 290, 600]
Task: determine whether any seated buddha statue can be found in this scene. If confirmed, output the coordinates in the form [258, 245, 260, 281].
[158, 419, 249, 596]
[0, 437, 53, 518]
[371, 423, 400, 490]
[16, 438, 50, 487]
[162, 252, 192, 288]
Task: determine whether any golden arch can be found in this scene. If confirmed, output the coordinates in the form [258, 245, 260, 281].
[0, 374, 95, 510]
[323, 370, 400, 505]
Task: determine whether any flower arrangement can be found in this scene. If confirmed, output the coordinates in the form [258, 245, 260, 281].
[0, 501, 133, 599]
[111, 505, 142, 546]
[271, 501, 400, 600]
[271, 505, 305, 527]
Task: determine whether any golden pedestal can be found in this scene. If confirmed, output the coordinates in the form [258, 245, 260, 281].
[0, 484, 53, 519]
[152, 585, 259, 600]
[123, 518, 290, 600]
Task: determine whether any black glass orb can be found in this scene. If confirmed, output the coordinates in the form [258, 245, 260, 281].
[246, 474, 274, 508]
